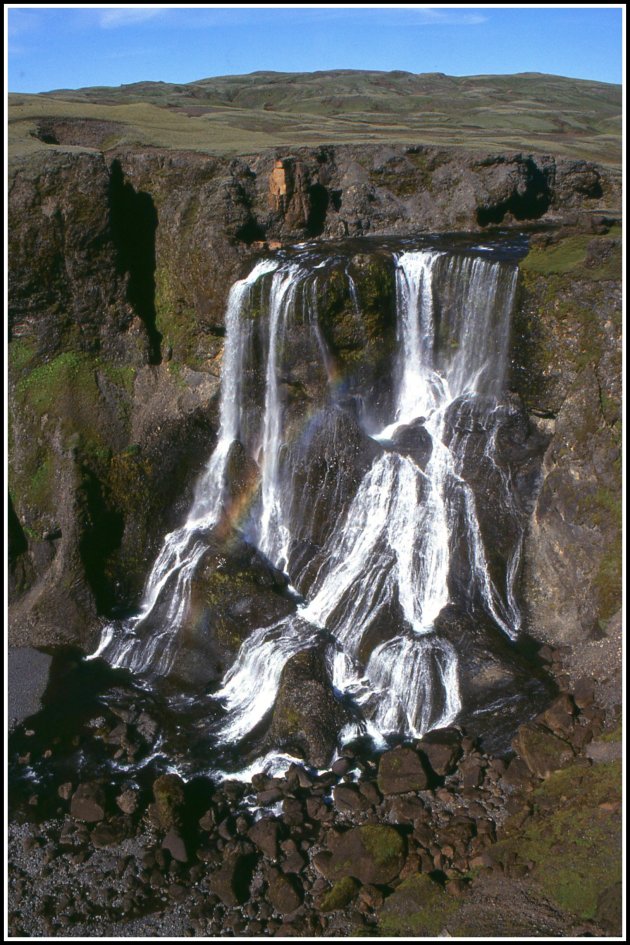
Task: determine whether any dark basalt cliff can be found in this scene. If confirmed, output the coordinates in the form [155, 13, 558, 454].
[8, 143, 622, 668]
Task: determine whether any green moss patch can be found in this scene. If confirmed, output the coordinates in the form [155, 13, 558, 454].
[521, 233, 621, 279]
[520, 235, 592, 274]
[360, 825, 405, 868]
[491, 760, 622, 921]
[378, 874, 459, 937]
[318, 877, 360, 913]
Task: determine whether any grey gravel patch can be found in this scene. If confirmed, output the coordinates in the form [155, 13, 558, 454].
[8, 648, 53, 731]
[586, 739, 623, 764]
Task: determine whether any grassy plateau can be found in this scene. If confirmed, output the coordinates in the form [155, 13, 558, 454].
[8, 69, 621, 165]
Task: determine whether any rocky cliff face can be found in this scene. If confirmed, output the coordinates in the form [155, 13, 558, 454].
[8, 143, 622, 662]
[511, 235, 622, 645]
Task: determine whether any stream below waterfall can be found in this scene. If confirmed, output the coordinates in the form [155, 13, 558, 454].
[10, 232, 556, 808]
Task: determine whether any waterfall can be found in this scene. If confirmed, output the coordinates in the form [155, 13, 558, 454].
[92, 241, 527, 767]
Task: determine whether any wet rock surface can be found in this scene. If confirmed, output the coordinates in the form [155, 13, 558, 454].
[8, 647, 621, 938]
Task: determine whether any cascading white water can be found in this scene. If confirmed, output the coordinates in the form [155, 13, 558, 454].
[89, 258, 280, 671]
[255, 265, 303, 570]
[92, 242, 526, 767]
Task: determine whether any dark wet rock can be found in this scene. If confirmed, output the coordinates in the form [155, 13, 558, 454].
[170, 531, 294, 687]
[434, 606, 553, 753]
[512, 723, 575, 779]
[377, 746, 430, 794]
[389, 417, 433, 469]
[248, 817, 281, 860]
[416, 727, 463, 776]
[70, 783, 106, 823]
[284, 406, 383, 593]
[266, 645, 351, 768]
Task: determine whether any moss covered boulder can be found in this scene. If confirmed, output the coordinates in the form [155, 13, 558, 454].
[326, 824, 406, 885]
[512, 722, 575, 780]
[317, 876, 360, 913]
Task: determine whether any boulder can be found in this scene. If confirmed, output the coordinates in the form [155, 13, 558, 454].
[326, 824, 406, 885]
[317, 876, 360, 913]
[209, 853, 254, 906]
[150, 773, 185, 830]
[266, 872, 303, 915]
[416, 727, 463, 776]
[377, 746, 430, 794]
[512, 723, 574, 779]
[332, 783, 371, 814]
[162, 828, 188, 863]
[390, 417, 433, 469]
[536, 693, 576, 737]
[248, 817, 281, 860]
[70, 782, 106, 823]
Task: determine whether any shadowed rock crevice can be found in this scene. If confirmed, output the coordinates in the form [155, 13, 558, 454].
[78, 466, 125, 615]
[108, 160, 162, 364]
[476, 159, 552, 226]
[307, 183, 329, 236]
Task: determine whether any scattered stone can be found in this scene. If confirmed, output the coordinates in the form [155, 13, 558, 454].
[249, 818, 281, 859]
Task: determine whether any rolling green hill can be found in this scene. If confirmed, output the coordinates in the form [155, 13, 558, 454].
[8, 70, 621, 165]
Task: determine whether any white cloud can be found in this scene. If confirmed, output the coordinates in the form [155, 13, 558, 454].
[98, 8, 166, 30]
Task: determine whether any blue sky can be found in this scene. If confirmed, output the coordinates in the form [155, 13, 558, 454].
[7, 5, 623, 93]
